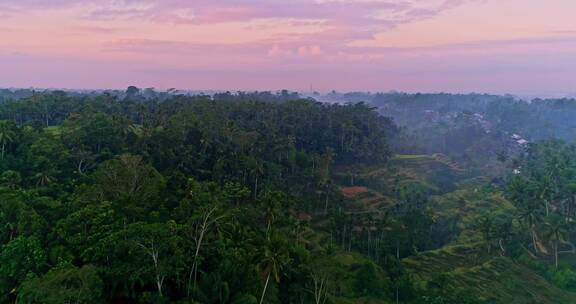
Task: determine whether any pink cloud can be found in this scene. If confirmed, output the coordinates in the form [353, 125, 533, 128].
[2, 0, 576, 95]
[298, 45, 323, 56]
[268, 45, 293, 57]
[71, 25, 119, 33]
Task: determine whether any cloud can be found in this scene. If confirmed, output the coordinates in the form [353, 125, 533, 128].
[298, 45, 323, 56]
[267, 44, 323, 57]
[72, 25, 119, 33]
[267, 45, 293, 57]
[0, 0, 481, 63]
[1, 0, 474, 31]
[102, 38, 268, 60]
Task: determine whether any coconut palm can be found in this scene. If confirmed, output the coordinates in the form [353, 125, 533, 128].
[517, 202, 543, 253]
[0, 121, 16, 160]
[543, 215, 570, 270]
[257, 232, 291, 304]
[260, 191, 283, 235]
[248, 158, 264, 199]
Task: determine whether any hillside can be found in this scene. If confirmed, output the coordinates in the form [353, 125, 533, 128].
[331, 152, 576, 303]
[0, 90, 575, 303]
[404, 247, 576, 304]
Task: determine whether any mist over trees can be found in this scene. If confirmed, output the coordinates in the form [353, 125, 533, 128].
[0, 87, 576, 303]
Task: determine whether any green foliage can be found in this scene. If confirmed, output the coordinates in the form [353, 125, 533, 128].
[0, 237, 47, 301]
[404, 248, 576, 303]
[84, 154, 166, 220]
[551, 268, 576, 292]
[354, 262, 389, 297]
[504, 140, 576, 270]
[18, 265, 104, 304]
[0, 91, 401, 303]
[2, 90, 576, 303]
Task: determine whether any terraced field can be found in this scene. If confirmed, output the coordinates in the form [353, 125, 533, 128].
[330, 154, 576, 303]
[340, 186, 394, 214]
[404, 245, 576, 304]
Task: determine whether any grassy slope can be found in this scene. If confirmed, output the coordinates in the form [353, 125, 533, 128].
[334, 155, 576, 303]
[334, 155, 576, 304]
[300, 223, 392, 303]
[404, 246, 576, 304]
[333, 154, 464, 197]
[310, 251, 391, 304]
[405, 189, 576, 303]
[385, 154, 466, 196]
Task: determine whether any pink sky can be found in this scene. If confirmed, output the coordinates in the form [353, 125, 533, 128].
[2, 0, 576, 95]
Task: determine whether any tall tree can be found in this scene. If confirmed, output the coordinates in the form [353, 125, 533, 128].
[543, 215, 570, 270]
[0, 120, 16, 160]
[257, 232, 291, 304]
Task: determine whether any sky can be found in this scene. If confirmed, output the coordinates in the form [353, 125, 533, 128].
[2, 0, 576, 95]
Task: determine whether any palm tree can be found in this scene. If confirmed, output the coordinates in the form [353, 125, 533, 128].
[539, 178, 554, 217]
[543, 215, 570, 270]
[249, 158, 264, 199]
[257, 232, 291, 304]
[319, 148, 334, 184]
[126, 123, 144, 138]
[567, 182, 576, 220]
[474, 214, 495, 254]
[518, 202, 542, 253]
[0, 121, 16, 160]
[34, 168, 58, 187]
[260, 191, 283, 235]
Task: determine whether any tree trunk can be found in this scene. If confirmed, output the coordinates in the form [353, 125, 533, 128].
[341, 226, 346, 248]
[147, 245, 163, 298]
[254, 176, 258, 199]
[396, 240, 400, 259]
[77, 159, 84, 174]
[188, 207, 217, 297]
[156, 274, 164, 297]
[555, 239, 559, 270]
[348, 228, 352, 251]
[312, 274, 327, 304]
[259, 273, 271, 304]
[532, 228, 538, 253]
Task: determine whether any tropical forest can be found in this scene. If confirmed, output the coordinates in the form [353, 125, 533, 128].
[0, 88, 576, 303]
